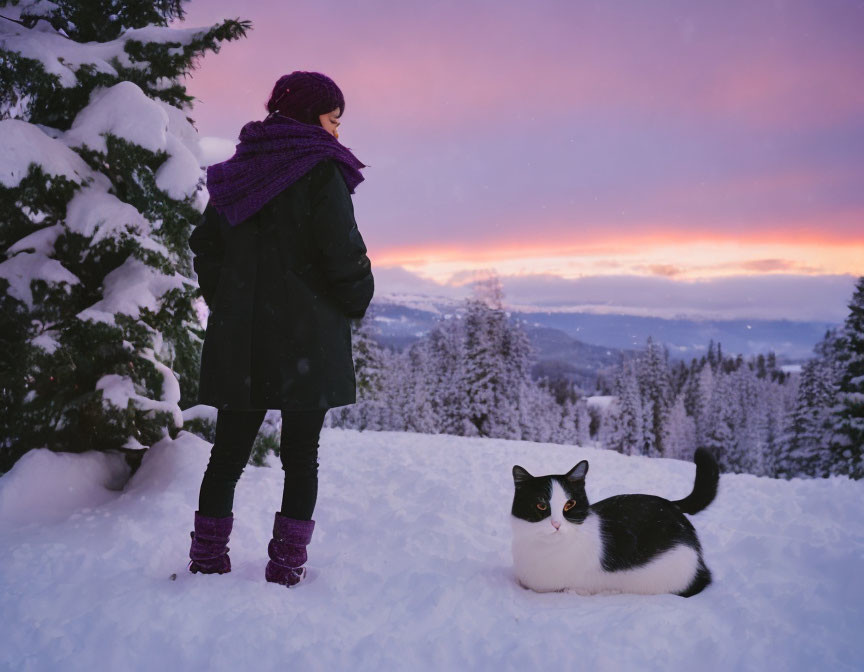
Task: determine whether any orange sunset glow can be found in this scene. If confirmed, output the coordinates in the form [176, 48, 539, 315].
[178, 0, 864, 322]
[373, 238, 864, 285]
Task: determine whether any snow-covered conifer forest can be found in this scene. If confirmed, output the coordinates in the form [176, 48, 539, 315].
[329, 275, 864, 481]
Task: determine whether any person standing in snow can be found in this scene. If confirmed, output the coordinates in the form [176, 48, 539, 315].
[186, 71, 374, 587]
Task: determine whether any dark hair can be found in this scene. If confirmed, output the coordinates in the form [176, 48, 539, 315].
[265, 71, 345, 126]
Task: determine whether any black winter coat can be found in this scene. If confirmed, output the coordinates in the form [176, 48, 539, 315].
[188, 158, 374, 411]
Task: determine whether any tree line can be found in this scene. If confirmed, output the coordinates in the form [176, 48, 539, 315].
[330, 275, 864, 480]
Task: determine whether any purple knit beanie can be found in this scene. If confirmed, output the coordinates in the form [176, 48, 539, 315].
[266, 71, 345, 126]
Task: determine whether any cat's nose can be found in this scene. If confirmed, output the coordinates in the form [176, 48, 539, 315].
[551, 520, 560, 530]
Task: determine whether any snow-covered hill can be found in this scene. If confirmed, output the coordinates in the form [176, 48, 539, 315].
[1, 430, 862, 671]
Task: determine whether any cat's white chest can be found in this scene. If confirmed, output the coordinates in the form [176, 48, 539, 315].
[511, 512, 606, 593]
[510, 507, 701, 595]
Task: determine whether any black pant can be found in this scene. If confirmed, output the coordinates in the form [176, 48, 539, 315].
[198, 407, 328, 520]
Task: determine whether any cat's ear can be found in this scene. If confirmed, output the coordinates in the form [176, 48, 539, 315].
[512, 465, 533, 486]
[565, 461, 589, 483]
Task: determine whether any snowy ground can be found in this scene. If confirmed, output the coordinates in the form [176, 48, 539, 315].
[1, 429, 862, 671]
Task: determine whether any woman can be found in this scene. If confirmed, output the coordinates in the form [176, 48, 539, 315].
[186, 71, 374, 587]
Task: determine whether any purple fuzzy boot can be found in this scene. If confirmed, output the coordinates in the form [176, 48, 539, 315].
[188, 511, 233, 574]
[265, 513, 315, 587]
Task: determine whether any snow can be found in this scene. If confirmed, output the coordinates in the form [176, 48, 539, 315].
[0, 250, 79, 308]
[65, 186, 150, 245]
[154, 98, 204, 165]
[0, 448, 129, 525]
[30, 329, 60, 354]
[95, 368, 182, 437]
[0, 119, 92, 188]
[7, 222, 64, 256]
[95, 374, 139, 409]
[586, 394, 616, 410]
[76, 256, 191, 325]
[0, 12, 213, 88]
[157, 130, 203, 199]
[140, 346, 184, 430]
[181, 404, 217, 423]
[62, 82, 203, 198]
[66, 81, 170, 154]
[62, 181, 176, 262]
[1, 429, 862, 670]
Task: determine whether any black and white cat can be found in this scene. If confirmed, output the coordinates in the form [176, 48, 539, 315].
[510, 448, 719, 597]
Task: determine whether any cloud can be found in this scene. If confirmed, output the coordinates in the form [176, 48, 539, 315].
[497, 272, 858, 322]
[374, 266, 858, 323]
[372, 265, 463, 298]
[737, 259, 799, 272]
[641, 264, 684, 277]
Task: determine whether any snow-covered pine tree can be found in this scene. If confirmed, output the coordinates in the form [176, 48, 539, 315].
[457, 274, 520, 439]
[400, 341, 437, 434]
[603, 359, 643, 455]
[636, 335, 672, 457]
[0, 1, 249, 472]
[733, 365, 767, 475]
[762, 380, 792, 477]
[826, 277, 864, 479]
[424, 318, 464, 435]
[691, 363, 715, 449]
[503, 315, 541, 440]
[663, 392, 696, 461]
[779, 329, 844, 477]
[778, 358, 816, 477]
[703, 371, 738, 471]
[557, 397, 580, 444]
[575, 398, 592, 446]
[640, 397, 657, 457]
[327, 306, 390, 431]
[518, 381, 560, 443]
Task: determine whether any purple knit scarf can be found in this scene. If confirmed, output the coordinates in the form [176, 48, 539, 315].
[205, 113, 367, 227]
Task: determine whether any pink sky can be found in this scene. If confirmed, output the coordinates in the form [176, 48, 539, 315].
[176, 0, 864, 321]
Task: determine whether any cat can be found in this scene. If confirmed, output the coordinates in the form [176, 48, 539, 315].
[510, 448, 719, 597]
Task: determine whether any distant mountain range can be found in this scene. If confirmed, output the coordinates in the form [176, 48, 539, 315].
[370, 292, 836, 391]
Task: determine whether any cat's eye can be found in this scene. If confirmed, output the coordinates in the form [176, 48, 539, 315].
[536, 502, 547, 511]
[564, 500, 576, 511]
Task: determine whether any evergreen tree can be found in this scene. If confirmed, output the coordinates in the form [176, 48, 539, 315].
[777, 343, 839, 478]
[732, 366, 766, 475]
[663, 392, 696, 461]
[704, 372, 738, 471]
[636, 336, 671, 457]
[518, 382, 559, 443]
[401, 342, 437, 434]
[557, 397, 579, 444]
[424, 319, 464, 435]
[575, 398, 592, 447]
[0, 0, 249, 472]
[692, 364, 715, 448]
[762, 383, 791, 477]
[328, 308, 390, 431]
[604, 360, 643, 455]
[459, 297, 507, 437]
[457, 275, 520, 439]
[827, 277, 864, 478]
[504, 312, 536, 440]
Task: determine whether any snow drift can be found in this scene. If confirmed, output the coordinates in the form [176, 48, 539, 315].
[1, 429, 862, 670]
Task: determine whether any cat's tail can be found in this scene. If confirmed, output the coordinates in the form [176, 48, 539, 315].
[671, 447, 719, 515]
